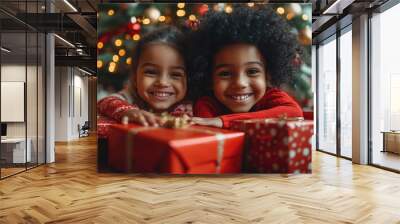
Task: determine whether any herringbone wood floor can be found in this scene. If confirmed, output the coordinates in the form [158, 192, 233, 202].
[1, 135, 400, 224]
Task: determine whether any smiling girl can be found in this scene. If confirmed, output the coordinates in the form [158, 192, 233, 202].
[189, 5, 303, 128]
[98, 26, 192, 126]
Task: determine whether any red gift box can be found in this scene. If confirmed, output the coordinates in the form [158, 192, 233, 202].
[107, 124, 245, 174]
[97, 115, 119, 139]
[231, 119, 314, 173]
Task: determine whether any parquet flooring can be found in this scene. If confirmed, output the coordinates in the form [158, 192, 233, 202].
[1, 167, 25, 178]
[372, 151, 400, 171]
[1, 135, 400, 223]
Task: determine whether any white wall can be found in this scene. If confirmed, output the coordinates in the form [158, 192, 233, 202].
[54, 67, 89, 141]
[72, 73, 89, 138]
[1, 65, 40, 137]
[1, 65, 26, 138]
[55, 67, 70, 141]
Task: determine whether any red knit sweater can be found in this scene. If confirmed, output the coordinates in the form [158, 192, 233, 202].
[194, 88, 303, 128]
[97, 92, 193, 122]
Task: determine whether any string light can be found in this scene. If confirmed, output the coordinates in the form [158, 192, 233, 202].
[215, 3, 225, 11]
[114, 39, 122, 47]
[118, 49, 126, 57]
[247, 3, 255, 7]
[112, 55, 119, 62]
[286, 12, 294, 20]
[109, 66, 115, 73]
[302, 14, 309, 21]
[126, 57, 132, 65]
[177, 9, 185, 17]
[276, 7, 285, 15]
[132, 23, 140, 31]
[199, 4, 209, 15]
[108, 9, 114, 16]
[97, 60, 103, 68]
[133, 34, 140, 41]
[159, 16, 166, 22]
[177, 3, 185, 9]
[146, 7, 160, 21]
[97, 42, 103, 49]
[189, 15, 196, 21]
[224, 5, 233, 14]
[109, 62, 116, 73]
[130, 16, 137, 23]
[142, 18, 150, 25]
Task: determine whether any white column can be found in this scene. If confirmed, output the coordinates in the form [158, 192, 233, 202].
[352, 14, 369, 164]
[45, 1, 55, 163]
[46, 33, 55, 163]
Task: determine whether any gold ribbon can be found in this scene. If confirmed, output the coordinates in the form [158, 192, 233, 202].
[237, 117, 304, 124]
[125, 126, 225, 174]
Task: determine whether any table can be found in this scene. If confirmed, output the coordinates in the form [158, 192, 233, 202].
[382, 131, 400, 154]
[1, 138, 31, 163]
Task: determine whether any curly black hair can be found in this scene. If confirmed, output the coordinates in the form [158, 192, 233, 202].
[131, 25, 188, 75]
[187, 4, 299, 100]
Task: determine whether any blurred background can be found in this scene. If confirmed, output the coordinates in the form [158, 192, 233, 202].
[97, 3, 312, 110]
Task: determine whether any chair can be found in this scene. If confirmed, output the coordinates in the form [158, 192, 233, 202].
[78, 121, 90, 138]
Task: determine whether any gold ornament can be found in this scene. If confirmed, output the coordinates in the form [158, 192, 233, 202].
[160, 113, 191, 129]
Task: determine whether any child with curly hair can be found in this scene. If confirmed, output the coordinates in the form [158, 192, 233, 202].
[189, 5, 303, 128]
[98, 26, 192, 127]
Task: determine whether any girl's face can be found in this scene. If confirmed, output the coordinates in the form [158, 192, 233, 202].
[135, 43, 186, 112]
[212, 43, 268, 113]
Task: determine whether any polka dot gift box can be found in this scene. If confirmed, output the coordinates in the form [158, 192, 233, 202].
[231, 118, 314, 173]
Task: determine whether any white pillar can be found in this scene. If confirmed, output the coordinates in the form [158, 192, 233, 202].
[46, 33, 55, 163]
[352, 14, 369, 164]
[45, 1, 55, 163]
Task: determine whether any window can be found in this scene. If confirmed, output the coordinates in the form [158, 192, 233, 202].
[339, 27, 352, 158]
[370, 2, 400, 171]
[317, 35, 337, 154]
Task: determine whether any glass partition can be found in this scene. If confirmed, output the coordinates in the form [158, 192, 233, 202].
[0, 2, 28, 177]
[27, 30, 38, 169]
[0, 0, 46, 179]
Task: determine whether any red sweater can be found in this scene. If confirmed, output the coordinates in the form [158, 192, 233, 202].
[97, 94, 193, 122]
[194, 88, 303, 128]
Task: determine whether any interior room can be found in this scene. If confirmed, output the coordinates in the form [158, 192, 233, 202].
[0, 0, 399, 223]
[0, 8, 46, 177]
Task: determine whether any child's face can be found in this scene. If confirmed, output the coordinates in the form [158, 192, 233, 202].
[135, 43, 187, 112]
[212, 43, 267, 113]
